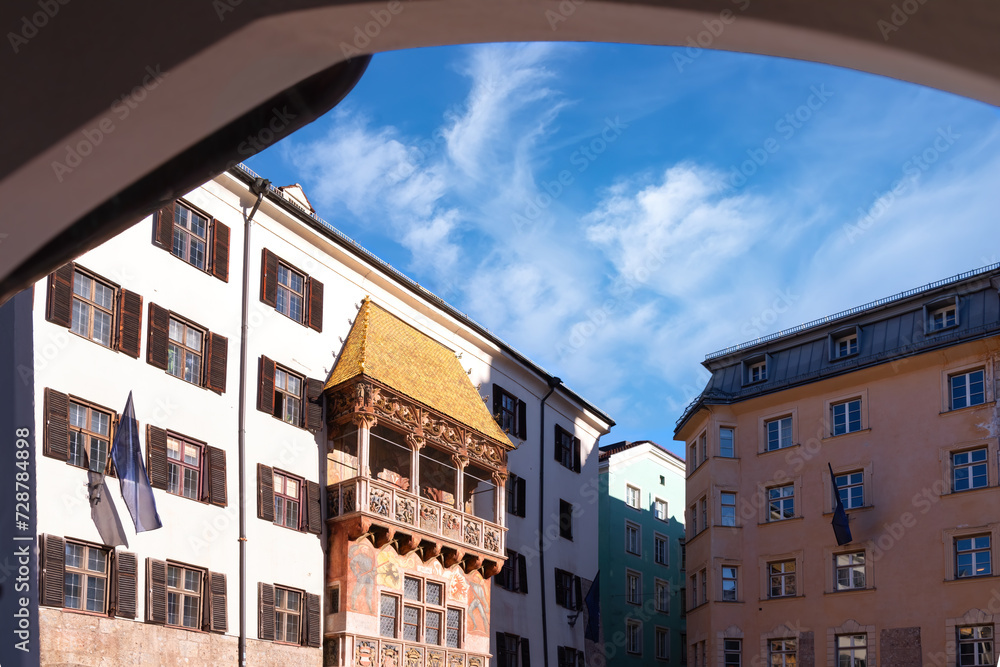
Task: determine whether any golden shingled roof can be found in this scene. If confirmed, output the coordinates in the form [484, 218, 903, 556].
[326, 299, 512, 446]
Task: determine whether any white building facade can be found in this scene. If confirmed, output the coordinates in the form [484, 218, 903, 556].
[4, 164, 612, 666]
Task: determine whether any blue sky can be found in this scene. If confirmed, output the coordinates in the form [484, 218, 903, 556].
[245, 43, 1000, 455]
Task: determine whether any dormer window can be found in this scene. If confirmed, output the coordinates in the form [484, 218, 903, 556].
[829, 326, 860, 361]
[924, 296, 959, 334]
[744, 358, 767, 385]
[835, 334, 858, 358]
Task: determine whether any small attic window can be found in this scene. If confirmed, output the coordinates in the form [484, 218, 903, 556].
[829, 326, 860, 361]
[743, 356, 767, 385]
[924, 296, 959, 334]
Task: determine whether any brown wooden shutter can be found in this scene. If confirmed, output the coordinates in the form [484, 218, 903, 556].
[258, 582, 275, 641]
[306, 481, 322, 535]
[115, 550, 138, 618]
[516, 478, 526, 519]
[520, 637, 531, 667]
[209, 571, 228, 633]
[146, 425, 169, 490]
[43, 388, 70, 461]
[257, 464, 275, 522]
[116, 289, 143, 358]
[210, 220, 230, 283]
[517, 399, 527, 440]
[305, 592, 321, 646]
[307, 277, 324, 332]
[146, 303, 170, 370]
[206, 446, 227, 507]
[304, 378, 324, 432]
[492, 384, 504, 424]
[554, 425, 563, 463]
[496, 633, 506, 663]
[573, 436, 581, 473]
[45, 262, 74, 328]
[106, 412, 119, 478]
[261, 249, 278, 306]
[204, 332, 228, 393]
[153, 201, 177, 249]
[146, 558, 167, 624]
[574, 575, 583, 611]
[257, 356, 276, 415]
[40, 534, 65, 607]
[518, 554, 528, 593]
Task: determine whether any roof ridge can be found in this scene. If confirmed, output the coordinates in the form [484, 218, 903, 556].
[358, 296, 371, 375]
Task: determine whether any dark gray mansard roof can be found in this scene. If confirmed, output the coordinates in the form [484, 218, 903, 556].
[675, 264, 1000, 433]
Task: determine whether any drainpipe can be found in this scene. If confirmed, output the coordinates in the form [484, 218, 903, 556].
[538, 375, 562, 667]
[239, 177, 270, 666]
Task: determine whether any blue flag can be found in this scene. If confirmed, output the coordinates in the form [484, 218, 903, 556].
[111, 392, 162, 532]
[584, 572, 600, 642]
[829, 463, 852, 546]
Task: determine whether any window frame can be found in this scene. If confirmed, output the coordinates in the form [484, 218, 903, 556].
[834, 551, 866, 591]
[952, 447, 989, 492]
[769, 639, 797, 667]
[625, 520, 641, 556]
[506, 473, 526, 518]
[559, 499, 574, 540]
[272, 469, 303, 531]
[767, 484, 795, 522]
[720, 491, 737, 527]
[626, 620, 641, 655]
[445, 607, 463, 649]
[165, 561, 204, 630]
[767, 560, 797, 598]
[275, 261, 307, 324]
[555, 424, 580, 472]
[831, 398, 863, 436]
[67, 397, 114, 475]
[834, 470, 865, 509]
[379, 592, 400, 639]
[745, 358, 767, 385]
[70, 267, 116, 348]
[958, 626, 994, 667]
[835, 634, 868, 667]
[625, 485, 641, 509]
[63, 539, 110, 614]
[654, 577, 670, 613]
[272, 364, 305, 426]
[955, 534, 992, 579]
[171, 201, 211, 271]
[654, 532, 668, 566]
[724, 638, 742, 667]
[626, 570, 641, 605]
[654, 498, 668, 521]
[167, 315, 206, 386]
[719, 426, 736, 458]
[655, 627, 670, 661]
[765, 415, 793, 452]
[926, 298, 959, 333]
[273, 585, 304, 645]
[950, 368, 987, 411]
[166, 433, 203, 501]
[721, 565, 738, 602]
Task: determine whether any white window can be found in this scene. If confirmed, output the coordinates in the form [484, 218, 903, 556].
[835, 552, 866, 590]
[766, 416, 792, 451]
[626, 571, 641, 605]
[951, 369, 986, 410]
[654, 534, 668, 565]
[626, 485, 641, 509]
[698, 432, 707, 464]
[768, 485, 794, 521]
[836, 635, 867, 667]
[721, 566, 737, 601]
[71, 270, 114, 347]
[656, 627, 670, 660]
[700, 496, 707, 532]
[831, 398, 862, 435]
[167, 317, 203, 384]
[654, 499, 668, 521]
[769, 639, 796, 667]
[929, 304, 957, 331]
[835, 333, 858, 358]
[719, 426, 735, 458]
[958, 626, 994, 667]
[724, 639, 742, 667]
[626, 621, 641, 655]
[953, 448, 989, 491]
[625, 522, 641, 556]
[835, 471, 864, 509]
[768, 561, 796, 598]
[956, 535, 992, 578]
[720, 492, 737, 526]
[749, 360, 766, 383]
[654, 579, 669, 612]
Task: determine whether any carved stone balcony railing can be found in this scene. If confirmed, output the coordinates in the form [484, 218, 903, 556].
[327, 477, 506, 568]
[329, 633, 489, 667]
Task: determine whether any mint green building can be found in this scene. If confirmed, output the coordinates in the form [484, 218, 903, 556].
[598, 441, 687, 665]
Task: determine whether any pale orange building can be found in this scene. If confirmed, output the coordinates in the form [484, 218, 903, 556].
[675, 265, 1000, 667]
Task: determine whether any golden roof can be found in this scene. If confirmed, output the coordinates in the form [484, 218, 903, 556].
[326, 299, 512, 446]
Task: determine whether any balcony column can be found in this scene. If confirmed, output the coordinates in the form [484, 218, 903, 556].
[352, 414, 377, 478]
[406, 434, 424, 494]
[492, 471, 508, 527]
[452, 454, 468, 511]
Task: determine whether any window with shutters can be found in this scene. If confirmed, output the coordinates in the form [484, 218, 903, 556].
[147, 304, 227, 393]
[497, 550, 528, 594]
[45, 263, 143, 357]
[558, 647, 585, 667]
[274, 470, 302, 529]
[68, 398, 113, 473]
[257, 356, 324, 432]
[559, 500, 573, 540]
[146, 426, 227, 507]
[64, 541, 110, 613]
[555, 569, 582, 610]
[274, 586, 302, 644]
[166, 563, 203, 629]
[496, 633, 528, 667]
[555, 424, 580, 473]
[153, 200, 231, 282]
[506, 473, 526, 518]
[492, 384, 527, 440]
[260, 249, 324, 331]
[166, 435, 201, 500]
[256, 464, 322, 534]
